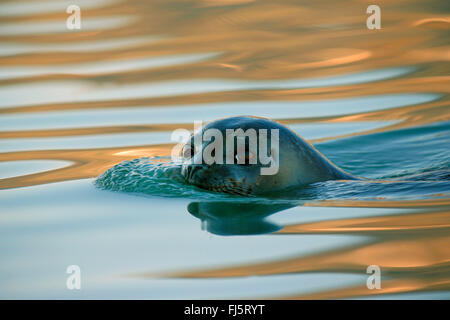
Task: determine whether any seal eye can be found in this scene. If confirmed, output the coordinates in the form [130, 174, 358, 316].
[182, 145, 193, 159]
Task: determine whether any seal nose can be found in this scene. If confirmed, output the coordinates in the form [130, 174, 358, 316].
[185, 165, 203, 180]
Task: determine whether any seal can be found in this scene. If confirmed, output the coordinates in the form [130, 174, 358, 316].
[181, 116, 356, 195]
[187, 201, 292, 235]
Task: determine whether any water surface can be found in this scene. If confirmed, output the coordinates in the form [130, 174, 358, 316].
[0, 0, 449, 299]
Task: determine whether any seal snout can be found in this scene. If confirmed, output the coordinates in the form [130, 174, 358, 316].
[181, 163, 252, 195]
[182, 164, 204, 181]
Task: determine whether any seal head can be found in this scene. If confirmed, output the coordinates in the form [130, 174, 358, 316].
[181, 116, 355, 195]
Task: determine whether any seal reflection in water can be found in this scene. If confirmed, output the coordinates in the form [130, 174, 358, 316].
[181, 116, 356, 195]
[188, 202, 294, 236]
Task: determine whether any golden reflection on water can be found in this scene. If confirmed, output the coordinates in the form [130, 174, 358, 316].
[0, 144, 173, 189]
[0, 0, 449, 298]
[159, 208, 450, 299]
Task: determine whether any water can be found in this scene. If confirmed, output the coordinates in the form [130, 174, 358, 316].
[0, 0, 449, 299]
